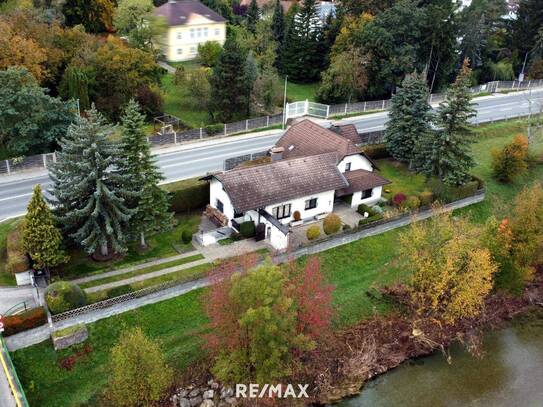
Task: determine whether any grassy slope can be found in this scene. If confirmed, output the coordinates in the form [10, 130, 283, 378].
[287, 81, 319, 102]
[0, 219, 19, 286]
[12, 119, 543, 406]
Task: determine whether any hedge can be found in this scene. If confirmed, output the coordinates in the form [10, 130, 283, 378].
[427, 178, 480, 203]
[3, 307, 47, 336]
[181, 229, 193, 244]
[357, 204, 377, 217]
[6, 225, 30, 274]
[45, 281, 87, 315]
[240, 221, 256, 238]
[169, 182, 209, 213]
[362, 144, 390, 159]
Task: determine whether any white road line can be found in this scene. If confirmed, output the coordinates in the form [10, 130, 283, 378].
[0, 193, 32, 202]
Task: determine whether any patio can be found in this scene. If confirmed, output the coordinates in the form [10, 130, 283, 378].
[289, 201, 364, 248]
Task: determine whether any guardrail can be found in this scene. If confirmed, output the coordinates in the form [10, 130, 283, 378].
[0, 335, 29, 407]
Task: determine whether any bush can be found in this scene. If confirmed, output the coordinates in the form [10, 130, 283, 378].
[491, 135, 529, 182]
[357, 204, 376, 216]
[45, 281, 87, 314]
[3, 307, 47, 336]
[427, 179, 479, 202]
[418, 191, 434, 206]
[293, 211, 301, 221]
[358, 213, 383, 226]
[362, 144, 390, 159]
[204, 123, 224, 136]
[198, 41, 222, 67]
[392, 193, 407, 207]
[240, 221, 256, 238]
[181, 229, 193, 244]
[6, 226, 30, 274]
[136, 85, 164, 120]
[323, 213, 341, 235]
[169, 182, 209, 213]
[405, 195, 421, 210]
[306, 225, 321, 240]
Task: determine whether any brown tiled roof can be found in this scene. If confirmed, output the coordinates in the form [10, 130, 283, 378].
[336, 169, 391, 197]
[154, 0, 226, 26]
[276, 119, 360, 160]
[215, 152, 348, 212]
[331, 124, 361, 145]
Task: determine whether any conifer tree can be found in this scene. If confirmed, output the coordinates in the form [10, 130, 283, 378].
[279, 0, 324, 82]
[246, 0, 259, 32]
[118, 100, 173, 249]
[417, 60, 476, 185]
[244, 51, 259, 116]
[271, 0, 285, 45]
[49, 107, 133, 258]
[385, 72, 433, 168]
[210, 36, 249, 122]
[22, 185, 68, 273]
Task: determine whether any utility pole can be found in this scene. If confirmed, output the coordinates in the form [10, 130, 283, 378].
[282, 75, 288, 130]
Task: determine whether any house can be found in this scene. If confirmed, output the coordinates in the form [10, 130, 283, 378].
[205, 120, 390, 250]
[154, 0, 226, 62]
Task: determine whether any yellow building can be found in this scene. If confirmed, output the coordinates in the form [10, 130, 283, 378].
[155, 0, 227, 62]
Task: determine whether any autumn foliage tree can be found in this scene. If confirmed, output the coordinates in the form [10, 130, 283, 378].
[491, 134, 530, 182]
[399, 208, 497, 323]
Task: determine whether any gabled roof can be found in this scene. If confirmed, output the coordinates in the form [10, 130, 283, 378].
[275, 119, 361, 160]
[215, 152, 348, 213]
[336, 169, 391, 197]
[154, 0, 226, 26]
[330, 124, 361, 145]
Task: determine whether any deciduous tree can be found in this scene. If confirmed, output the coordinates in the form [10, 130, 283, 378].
[491, 134, 529, 182]
[62, 0, 115, 33]
[106, 327, 173, 407]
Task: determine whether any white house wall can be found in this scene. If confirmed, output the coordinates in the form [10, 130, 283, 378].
[264, 190, 336, 225]
[162, 20, 226, 62]
[338, 154, 373, 173]
[209, 178, 235, 224]
[351, 186, 383, 207]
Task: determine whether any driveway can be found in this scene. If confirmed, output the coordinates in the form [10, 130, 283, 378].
[0, 286, 39, 315]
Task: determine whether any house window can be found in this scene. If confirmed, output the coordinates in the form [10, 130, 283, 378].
[214, 28, 220, 36]
[216, 199, 224, 213]
[272, 204, 291, 220]
[197, 27, 202, 37]
[305, 198, 318, 210]
[176, 48, 183, 55]
[204, 27, 209, 37]
[177, 31, 182, 40]
[190, 28, 195, 38]
[190, 46, 196, 54]
[345, 162, 351, 172]
[361, 189, 373, 199]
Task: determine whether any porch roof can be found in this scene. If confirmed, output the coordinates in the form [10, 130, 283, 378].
[336, 169, 391, 196]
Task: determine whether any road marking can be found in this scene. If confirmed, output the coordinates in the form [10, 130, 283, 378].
[0, 193, 32, 202]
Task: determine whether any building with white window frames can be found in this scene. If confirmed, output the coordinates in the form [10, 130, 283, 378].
[154, 0, 226, 62]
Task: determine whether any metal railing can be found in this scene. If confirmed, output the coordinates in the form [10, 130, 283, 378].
[0, 336, 29, 407]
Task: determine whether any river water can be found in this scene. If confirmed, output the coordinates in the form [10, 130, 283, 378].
[338, 316, 543, 407]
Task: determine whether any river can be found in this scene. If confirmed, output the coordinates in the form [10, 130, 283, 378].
[338, 315, 543, 407]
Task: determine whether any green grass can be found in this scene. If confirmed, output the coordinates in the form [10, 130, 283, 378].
[287, 81, 319, 102]
[376, 159, 430, 200]
[161, 74, 213, 128]
[11, 119, 543, 407]
[79, 254, 204, 290]
[0, 219, 20, 286]
[86, 262, 211, 303]
[58, 213, 200, 281]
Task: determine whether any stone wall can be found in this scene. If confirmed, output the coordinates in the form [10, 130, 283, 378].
[171, 380, 238, 407]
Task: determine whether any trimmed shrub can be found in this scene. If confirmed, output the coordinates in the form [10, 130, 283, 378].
[358, 213, 383, 226]
[293, 211, 301, 221]
[362, 144, 390, 159]
[357, 204, 376, 216]
[3, 307, 47, 336]
[306, 225, 321, 240]
[45, 281, 87, 315]
[418, 191, 434, 206]
[240, 221, 256, 238]
[323, 213, 341, 235]
[6, 226, 30, 274]
[181, 229, 193, 244]
[491, 134, 529, 182]
[427, 179, 480, 202]
[392, 193, 407, 207]
[405, 195, 421, 210]
[168, 182, 209, 213]
[204, 123, 224, 136]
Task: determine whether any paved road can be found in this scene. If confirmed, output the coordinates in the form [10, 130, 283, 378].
[1, 89, 542, 221]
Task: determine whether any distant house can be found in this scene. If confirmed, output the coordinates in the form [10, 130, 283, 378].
[154, 0, 226, 62]
[204, 120, 390, 250]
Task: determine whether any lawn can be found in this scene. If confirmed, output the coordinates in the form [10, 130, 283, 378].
[0, 218, 19, 286]
[58, 213, 201, 281]
[376, 159, 429, 200]
[11, 119, 543, 407]
[286, 81, 319, 102]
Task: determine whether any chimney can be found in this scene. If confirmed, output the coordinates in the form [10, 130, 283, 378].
[270, 146, 284, 162]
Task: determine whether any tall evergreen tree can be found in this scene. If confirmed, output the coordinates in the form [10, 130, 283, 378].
[244, 51, 259, 116]
[279, 0, 324, 82]
[118, 100, 173, 249]
[22, 185, 68, 274]
[246, 0, 259, 32]
[417, 60, 476, 185]
[385, 72, 433, 168]
[49, 107, 133, 258]
[271, 0, 285, 45]
[210, 37, 249, 122]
